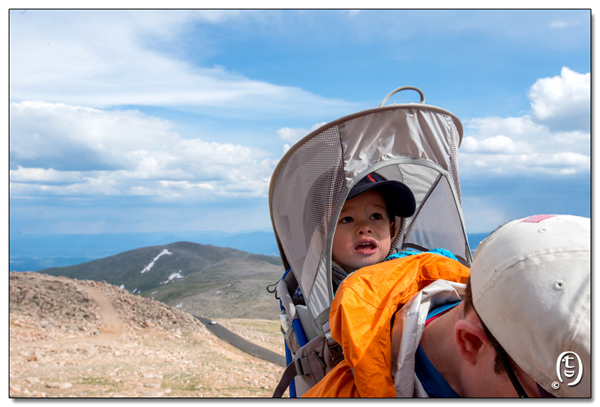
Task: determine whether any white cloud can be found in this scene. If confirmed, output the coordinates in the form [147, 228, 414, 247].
[9, 167, 84, 185]
[9, 10, 355, 119]
[460, 135, 519, 154]
[528, 67, 590, 132]
[10, 101, 178, 171]
[459, 151, 589, 177]
[10, 101, 277, 201]
[459, 68, 590, 178]
[277, 127, 308, 143]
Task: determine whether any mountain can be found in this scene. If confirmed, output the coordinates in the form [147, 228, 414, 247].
[9, 230, 280, 271]
[10, 228, 486, 272]
[40, 241, 284, 320]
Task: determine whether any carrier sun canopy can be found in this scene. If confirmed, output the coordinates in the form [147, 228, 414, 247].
[269, 87, 471, 337]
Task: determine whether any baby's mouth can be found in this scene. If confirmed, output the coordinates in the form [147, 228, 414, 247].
[355, 238, 378, 254]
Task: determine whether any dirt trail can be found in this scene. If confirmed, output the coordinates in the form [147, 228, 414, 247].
[75, 283, 124, 338]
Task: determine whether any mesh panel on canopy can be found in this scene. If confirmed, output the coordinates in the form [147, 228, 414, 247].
[404, 174, 469, 263]
[271, 126, 346, 299]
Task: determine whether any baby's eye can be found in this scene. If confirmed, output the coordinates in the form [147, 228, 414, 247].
[339, 216, 354, 224]
[371, 213, 384, 220]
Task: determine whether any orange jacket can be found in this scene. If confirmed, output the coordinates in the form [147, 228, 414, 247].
[303, 252, 470, 398]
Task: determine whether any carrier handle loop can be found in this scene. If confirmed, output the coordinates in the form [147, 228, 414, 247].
[378, 86, 425, 107]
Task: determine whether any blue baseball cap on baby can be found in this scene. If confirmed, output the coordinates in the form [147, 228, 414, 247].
[347, 173, 416, 218]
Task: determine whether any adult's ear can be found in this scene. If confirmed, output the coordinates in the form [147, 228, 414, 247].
[454, 319, 490, 365]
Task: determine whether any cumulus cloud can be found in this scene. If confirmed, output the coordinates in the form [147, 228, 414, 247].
[10, 101, 277, 200]
[528, 67, 590, 132]
[10, 167, 84, 185]
[9, 10, 355, 119]
[10, 101, 178, 171]
[461, 135, 520, 154]
[278, 127, 308, 143]
[459, 68, 590, 178]
[459, 150, 589, 177]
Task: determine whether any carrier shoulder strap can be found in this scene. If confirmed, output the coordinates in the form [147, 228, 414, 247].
[272, 357, 310, 397]
[273, 336, 344, 398]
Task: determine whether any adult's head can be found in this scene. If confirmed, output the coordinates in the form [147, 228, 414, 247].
[468, 214, 590, 397]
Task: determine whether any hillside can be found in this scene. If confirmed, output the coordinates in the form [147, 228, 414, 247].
[9, 272, 286, 398]
[9, 230, 280, 271]
[41, 241, 284, 320]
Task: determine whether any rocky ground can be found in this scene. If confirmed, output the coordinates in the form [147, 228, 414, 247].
[9, 272, 287, 398]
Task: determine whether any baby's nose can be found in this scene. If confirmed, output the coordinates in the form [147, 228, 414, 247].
[358, 224, 373, 234]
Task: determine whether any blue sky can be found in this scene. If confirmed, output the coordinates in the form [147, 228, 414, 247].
[9, 9, 591, 236]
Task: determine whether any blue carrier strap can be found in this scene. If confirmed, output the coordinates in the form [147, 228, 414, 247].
[284, 339, 296, 397]
[279, 295, 297, 397]
[292, 319, 308, 348]
[414, 301, 462, 397]
[279, 267, 302, 397]
[279, 268, 309, 348]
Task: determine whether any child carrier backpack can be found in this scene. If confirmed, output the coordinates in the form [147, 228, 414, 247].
[268, 86, 471, 397]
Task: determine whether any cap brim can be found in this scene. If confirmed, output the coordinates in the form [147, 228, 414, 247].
[347, 180, 416, 218]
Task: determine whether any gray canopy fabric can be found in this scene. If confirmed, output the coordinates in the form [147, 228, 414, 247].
[269, 88, 471, 338]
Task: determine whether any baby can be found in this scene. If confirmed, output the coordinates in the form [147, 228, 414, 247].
[331, 173, 416, 288]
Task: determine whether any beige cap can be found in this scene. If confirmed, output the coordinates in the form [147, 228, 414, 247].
[471, 214, 590, 397]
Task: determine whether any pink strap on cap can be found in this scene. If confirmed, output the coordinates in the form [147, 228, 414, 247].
[521, 214, 556, 223]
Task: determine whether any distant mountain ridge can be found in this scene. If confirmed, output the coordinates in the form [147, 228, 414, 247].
[41, 241, 283, 320]
[10, 229, 488, 272]
[10, 229, 280, 271]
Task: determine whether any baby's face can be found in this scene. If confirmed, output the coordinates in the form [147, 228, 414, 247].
[332, 190, 394, 273]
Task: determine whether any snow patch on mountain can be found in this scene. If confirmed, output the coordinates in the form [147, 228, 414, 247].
[161, 271, 184, 285]
[140, 249, 172, 274]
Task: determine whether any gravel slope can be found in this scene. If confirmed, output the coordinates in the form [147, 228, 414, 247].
[9, 272, 287, 398]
